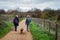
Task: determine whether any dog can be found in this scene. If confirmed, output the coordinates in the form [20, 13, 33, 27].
[20, 28, 24, 34]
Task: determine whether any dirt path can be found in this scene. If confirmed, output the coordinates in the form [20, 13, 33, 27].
[1, 19, 33, 40]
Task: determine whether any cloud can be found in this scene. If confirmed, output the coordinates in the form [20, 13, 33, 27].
[0, 0, 60, 11]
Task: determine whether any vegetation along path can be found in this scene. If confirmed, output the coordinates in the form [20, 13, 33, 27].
[1, 19, 33, 40]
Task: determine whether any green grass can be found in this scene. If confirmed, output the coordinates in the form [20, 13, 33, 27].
[30, 22, 55, 40]
[0, 18, 23, 38]
[0, 22, 13, 38]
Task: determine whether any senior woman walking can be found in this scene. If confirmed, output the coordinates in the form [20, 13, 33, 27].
[25, 15, 31, 32]
[13, 15, 19, 31]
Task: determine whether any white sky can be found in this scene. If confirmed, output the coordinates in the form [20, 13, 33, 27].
[0, 0, 60, 11]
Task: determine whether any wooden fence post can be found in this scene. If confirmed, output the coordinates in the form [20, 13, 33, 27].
[55, 22, 58, 40]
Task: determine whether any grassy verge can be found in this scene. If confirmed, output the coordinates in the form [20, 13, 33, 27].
[30, 22, 55, 40]
[0, 22, 13, 38]
[0, 18, 23, 38]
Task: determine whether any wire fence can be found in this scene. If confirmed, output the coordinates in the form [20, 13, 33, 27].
[31, 18, 60, 40]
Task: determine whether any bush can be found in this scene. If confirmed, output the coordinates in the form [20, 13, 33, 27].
[0, 21, 8, 30]
[0, 15, 13, 38]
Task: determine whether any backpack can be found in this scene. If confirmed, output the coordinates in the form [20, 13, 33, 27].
[26, 18, 31, 25]
[14, 18, 18, 23]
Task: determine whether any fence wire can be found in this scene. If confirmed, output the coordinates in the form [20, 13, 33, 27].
[32, 18, 60, 40]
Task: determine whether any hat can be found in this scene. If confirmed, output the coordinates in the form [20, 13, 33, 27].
[27, 15, 30, 18]
[16, 15, 18, 17]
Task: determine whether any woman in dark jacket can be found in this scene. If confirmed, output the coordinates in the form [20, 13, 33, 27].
[13, 15, 19, 31]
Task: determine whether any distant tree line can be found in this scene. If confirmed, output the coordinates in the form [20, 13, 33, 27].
[0, 8, 60, 20]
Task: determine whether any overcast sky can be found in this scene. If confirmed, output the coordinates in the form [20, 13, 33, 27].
[0, 0, 60, 11]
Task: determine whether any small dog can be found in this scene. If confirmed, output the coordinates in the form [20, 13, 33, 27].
[20, 28, 24, 34]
